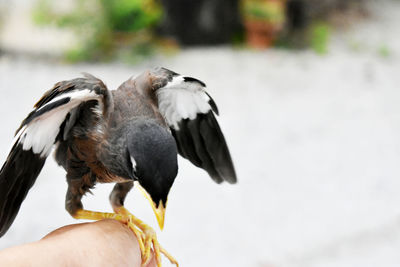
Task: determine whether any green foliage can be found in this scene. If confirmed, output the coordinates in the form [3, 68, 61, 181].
[32, 0, 53, 25]
[243, 0, 285, 24]
[309, 22, 331, 55]
[102, 0, 161, 32]
[33, 0, 162, 62]
[378, 45, 390, 58]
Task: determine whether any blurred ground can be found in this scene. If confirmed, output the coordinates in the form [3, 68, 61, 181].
[1, 1, 400, 267]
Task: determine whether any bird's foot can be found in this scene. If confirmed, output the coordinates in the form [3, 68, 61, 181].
[73, 209, 178, 267]
[114, 206, 179, 267]
[73, 209, 142, 241]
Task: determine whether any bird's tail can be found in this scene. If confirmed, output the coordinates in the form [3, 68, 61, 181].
[0, 143, 46, 237]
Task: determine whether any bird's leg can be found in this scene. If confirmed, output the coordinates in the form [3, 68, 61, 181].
[109, 182, 146, 253]
[65, 181, 145, 262]
[73, 209, 127, 221]
[71, 209, 146, 260]
[66, 186, 128, 225]
[110, 182, 179, 267]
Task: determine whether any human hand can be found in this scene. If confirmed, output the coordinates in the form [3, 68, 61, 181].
[0, 219, 156, 267]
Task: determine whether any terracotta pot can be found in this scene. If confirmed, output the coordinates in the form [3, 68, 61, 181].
[245, 20, 278, 48]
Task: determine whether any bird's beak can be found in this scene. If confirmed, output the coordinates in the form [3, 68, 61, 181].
[152, 201, 166, 230]
[136, 183, 166, 230]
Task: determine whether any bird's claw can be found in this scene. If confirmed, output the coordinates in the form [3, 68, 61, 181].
[141, 228, 159, 266]
[126, 220, 146, 259]
[116, 208, 179, 267]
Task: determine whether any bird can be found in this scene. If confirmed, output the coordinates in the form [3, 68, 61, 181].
[0, 67, 236, 266]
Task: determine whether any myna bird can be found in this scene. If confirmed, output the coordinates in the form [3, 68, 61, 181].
[0, 67, 236, 266]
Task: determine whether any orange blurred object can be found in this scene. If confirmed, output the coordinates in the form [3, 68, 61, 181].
[243, 0, 285, 48]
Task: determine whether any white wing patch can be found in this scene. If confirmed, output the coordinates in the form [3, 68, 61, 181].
[156, 76, 212, 129]
[17, 89, 101, 157]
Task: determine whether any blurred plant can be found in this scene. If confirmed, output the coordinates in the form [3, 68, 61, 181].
[309, 22, 331, 54]
[243, 0, 285, 24]
[33, 0, 162, 62]
[378, 45, 390, 58]
[242, 0, 285, 48]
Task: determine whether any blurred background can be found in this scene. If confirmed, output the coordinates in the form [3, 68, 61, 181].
[0, 0, 400, 266]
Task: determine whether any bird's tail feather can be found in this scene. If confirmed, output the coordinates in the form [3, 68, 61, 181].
[0, 143, 46, 237]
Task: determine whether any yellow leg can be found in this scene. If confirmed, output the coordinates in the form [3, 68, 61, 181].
[74, 209, 126, 221]
[73, 210, 146, 265]
[114, 206, 179, 267]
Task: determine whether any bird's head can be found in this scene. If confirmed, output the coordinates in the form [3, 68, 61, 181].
[127, 120, 178, 230]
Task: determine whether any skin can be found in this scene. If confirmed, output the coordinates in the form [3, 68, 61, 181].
[0, 219, 156, 267]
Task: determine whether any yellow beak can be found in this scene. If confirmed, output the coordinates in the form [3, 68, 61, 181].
[152, 201, 166, 230]
[136, 182, 166, 230]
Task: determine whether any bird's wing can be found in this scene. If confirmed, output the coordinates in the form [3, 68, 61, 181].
[154, 68, 236, 184]
[0, 74, 111, 236]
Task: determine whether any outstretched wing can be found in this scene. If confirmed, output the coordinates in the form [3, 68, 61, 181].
[154, 68, 237, 184]
[0, 74, 111, 237]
